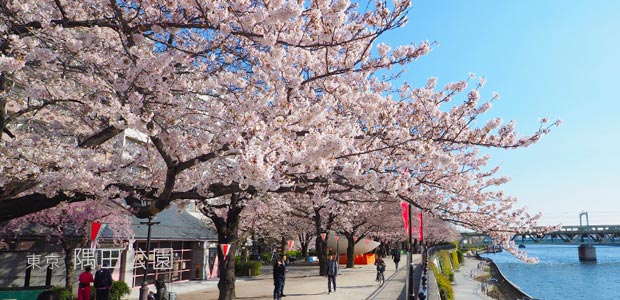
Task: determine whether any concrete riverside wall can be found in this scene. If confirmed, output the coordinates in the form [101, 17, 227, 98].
[426, 266, 441, 300]
[484, 258, 536, 300]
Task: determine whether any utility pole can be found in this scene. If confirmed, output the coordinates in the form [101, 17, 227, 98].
[139, 216, 160, 300]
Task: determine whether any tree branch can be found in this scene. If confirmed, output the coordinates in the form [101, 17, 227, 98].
[78, 126, 124, 148]
[0, 192, 88, 222]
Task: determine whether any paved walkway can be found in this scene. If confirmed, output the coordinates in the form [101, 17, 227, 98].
[130, 255, 421, 300]
[129, 256, 496, 300]
[452, 257, 494, 300]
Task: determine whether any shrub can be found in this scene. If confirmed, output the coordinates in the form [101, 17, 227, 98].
[235, 261, 262, 276]
[451, 251, 460, 269]
[438, 251, 453, 277]
[110, 281, 131, 300]
[86, 281, 130, 300]
[456, 250, 464, 264]
[285, 250, 300, 258]
[262, 253, 271, 262]
[50, 286, 71, 300]
[430, 262, 453, 300]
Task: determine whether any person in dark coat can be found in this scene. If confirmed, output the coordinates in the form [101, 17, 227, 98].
[392, 248, 401, 270]
[94, 265, 113, 300]
[326, 255, 338, 294]
[280, 255, 288, 297]
[273, 258, 286, 300]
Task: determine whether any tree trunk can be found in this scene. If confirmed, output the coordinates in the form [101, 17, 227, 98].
[299, 234, 309, 260]
[312, 209, 327, 276]
[217, 252, 236, 300]
[0, 81, 6, 141]
[241, 247, 248, 263]
[62, 239, 81, 290]
[280, 236, 286, 255]
[208, 194, 245, 300]
[63, 248, 74, 290]
[377, 242, 386, 258]
[314, 233, 326, 276]
[346, 234, 355, 269]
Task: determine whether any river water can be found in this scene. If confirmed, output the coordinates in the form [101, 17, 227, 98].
[482, 244, 620, 300]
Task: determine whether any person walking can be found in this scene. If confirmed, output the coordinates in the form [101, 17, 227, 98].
[391, 248, 401, 270]
[273, 258, 286, 300]
[77, 266, 94, 300]
[326, 255, 338, 294]
[280, 255, 288, 297]
[94, 265, 113, 300]
[374, 256, 386, 281]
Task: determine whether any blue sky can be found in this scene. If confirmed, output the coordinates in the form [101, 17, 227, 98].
[383, 1, 620, 225]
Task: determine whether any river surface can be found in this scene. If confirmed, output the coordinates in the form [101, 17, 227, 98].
[482, 244, 620, 300]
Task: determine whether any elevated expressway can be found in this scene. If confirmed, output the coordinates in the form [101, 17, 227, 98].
[460, 225, 620, 247]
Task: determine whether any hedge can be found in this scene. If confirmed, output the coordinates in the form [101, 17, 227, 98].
[235, 261, 262, 276]
[430, 261, 454, 300]
[285, 250, 300, 258]
[437, 251, 453, 278]
[451, 250, 460, 269]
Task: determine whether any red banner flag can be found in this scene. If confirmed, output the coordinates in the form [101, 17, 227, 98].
[418, 212, 424, 242]
[220, 244, 231, 260]
[334, 235, 339, 242]
[321, 233, 327, 241]
[401, 202, 409, 235]
[90, 222, 103, 241]
[288, 240, 294, 251]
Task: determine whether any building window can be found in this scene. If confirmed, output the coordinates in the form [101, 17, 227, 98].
[132, 240, 194, 287]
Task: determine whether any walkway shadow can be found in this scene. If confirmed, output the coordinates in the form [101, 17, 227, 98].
[236, 294, 272, 300]
[339, 284, 375, 289]
[236, 291, 324, 299]
[282, 292, 324, 296]
[364, 268, 406, 300]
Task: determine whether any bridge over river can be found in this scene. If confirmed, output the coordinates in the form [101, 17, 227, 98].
[460, 224, 620, 247]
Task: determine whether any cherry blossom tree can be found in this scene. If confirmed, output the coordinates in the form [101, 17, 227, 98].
[244, 195, 315, 258]
[330, 193, 394, 268]
[1, 0, 559, 299]
[292, 225, 315, 260]
[412, 212, 461, 246]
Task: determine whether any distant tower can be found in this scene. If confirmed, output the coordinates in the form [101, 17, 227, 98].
[578, 211, 596, 261]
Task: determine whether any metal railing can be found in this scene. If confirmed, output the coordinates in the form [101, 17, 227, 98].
[410, 244, 455, 300]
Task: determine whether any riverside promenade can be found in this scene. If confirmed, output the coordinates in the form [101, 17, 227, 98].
[452, 257, 494, 300]
[129, 255, 494, 300]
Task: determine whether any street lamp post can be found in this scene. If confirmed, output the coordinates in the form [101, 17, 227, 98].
[321, 230, 328, 276]
[139, 216, 160, 300]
